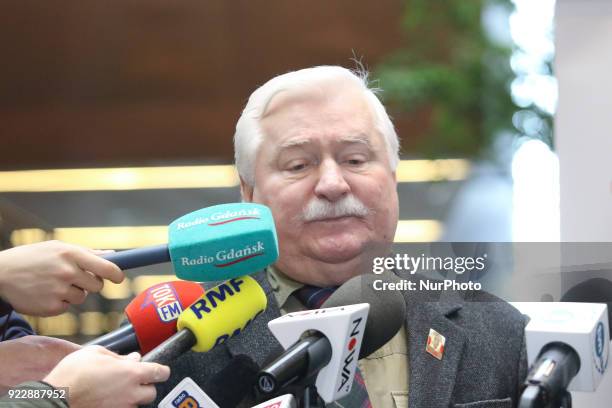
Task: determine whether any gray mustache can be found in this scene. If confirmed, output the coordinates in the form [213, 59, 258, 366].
[302, 195, 371, 222]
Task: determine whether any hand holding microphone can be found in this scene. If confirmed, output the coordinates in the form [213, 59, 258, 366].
[0, 336, 81, 395]
[43, 346, 170, 408]
[0, 240, 123, 316]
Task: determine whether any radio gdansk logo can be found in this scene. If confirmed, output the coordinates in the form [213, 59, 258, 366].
[141, 283, 183, 323]
[337, 317, 363, 392]
[180, 241, 266, 269]
[176, 207, 261, 230]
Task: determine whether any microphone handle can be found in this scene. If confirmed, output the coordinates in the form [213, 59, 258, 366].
[257, 333, 331, 395]
[101, 244, 170, 270]
[85, 323, 134, 348]
[141, 329, 196, 365]
[104, 332, 140, 354]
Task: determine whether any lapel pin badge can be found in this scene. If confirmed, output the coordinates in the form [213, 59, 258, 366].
[426, 328, 445, 360]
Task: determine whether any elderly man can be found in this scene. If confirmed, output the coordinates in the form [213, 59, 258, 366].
[155, 66, 527, 408]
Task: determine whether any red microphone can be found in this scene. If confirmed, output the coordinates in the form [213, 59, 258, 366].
[86, 280, 205, 354]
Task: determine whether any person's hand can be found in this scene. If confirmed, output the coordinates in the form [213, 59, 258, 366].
[0, 240, 124, 316]
[0, 336, 81, 395]
[44, 346, 170, 408]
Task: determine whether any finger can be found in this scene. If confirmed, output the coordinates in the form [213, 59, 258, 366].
[91, 249, 116, 255]
[133, 384, 157, 405]
[70, 248, 124, 284]
[71, 270, 104, 293]
[63, 285, 87, 305]
[137, 362, 171, 384]
[84, 345, 122, 358]
[44, 300, 70, 317]
[124, 352, 141, 361]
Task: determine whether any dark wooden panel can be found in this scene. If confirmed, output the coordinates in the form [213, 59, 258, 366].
[0, 0, 410, 169]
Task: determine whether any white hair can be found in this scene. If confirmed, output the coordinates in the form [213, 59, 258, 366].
[234, 65, 400, 186]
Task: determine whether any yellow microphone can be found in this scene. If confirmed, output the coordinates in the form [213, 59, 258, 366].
[141, 276, 267, 364]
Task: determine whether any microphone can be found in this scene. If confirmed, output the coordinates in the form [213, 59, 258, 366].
[100, 203, 279, 281]
[203, 355, 261, 408]
[561, 277, 612, 337]
[85, 280, 205, 354]
[141, 275, 267, 365]
[511, 302, 610, 407]
[322, 270, 407, 358]
[257, 271, 408, 403]
[158, 377, 221, 408]
[157, 355, 260, 408]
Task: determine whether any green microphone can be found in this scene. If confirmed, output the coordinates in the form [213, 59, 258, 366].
[102, 203, 278, 281]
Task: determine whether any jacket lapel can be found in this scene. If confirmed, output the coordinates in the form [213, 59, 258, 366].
[405, 288, 466, 408]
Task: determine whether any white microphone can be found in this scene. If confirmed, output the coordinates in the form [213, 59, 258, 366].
[158, 377, 220, 408]
[251, 394, 297, 408]
[511, 302, 610, 407]
[256, 303, 369, 404]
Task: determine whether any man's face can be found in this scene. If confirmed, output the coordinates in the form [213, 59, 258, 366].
[241, 80, 399, 286]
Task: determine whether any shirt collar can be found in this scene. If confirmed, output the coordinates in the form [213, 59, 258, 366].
[266, 265, 305, 309]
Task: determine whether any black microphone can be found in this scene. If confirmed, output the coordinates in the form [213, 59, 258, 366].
[519, 342, 581, 408]
[204, 355, 261, 408]
[155, 355, 260, 408]
[257, 333, 332, 396]
[88, 323, 139, 354]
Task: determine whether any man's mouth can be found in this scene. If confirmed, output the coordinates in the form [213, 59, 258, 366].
[306, 214, 361, 223]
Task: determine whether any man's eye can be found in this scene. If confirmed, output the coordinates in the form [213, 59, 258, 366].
[287, 162, 308, 172]
[345, 157, 366, 166]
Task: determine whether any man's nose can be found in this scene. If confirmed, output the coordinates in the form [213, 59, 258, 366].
[314, 159, 350, 202]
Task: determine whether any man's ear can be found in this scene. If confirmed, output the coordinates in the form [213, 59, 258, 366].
[239, 176, 254, 202]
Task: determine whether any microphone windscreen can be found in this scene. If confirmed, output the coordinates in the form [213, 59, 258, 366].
[178, 276, 267, 352]
[125, 280, 205, 353]
[561, 277, 612, 335]
[168, 203, 279, 282]
[322, 271, 406, 358]
[204, 355, 260, 408]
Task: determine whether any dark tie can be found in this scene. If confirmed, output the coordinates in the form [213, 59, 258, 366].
[295, 286, 373, 408]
